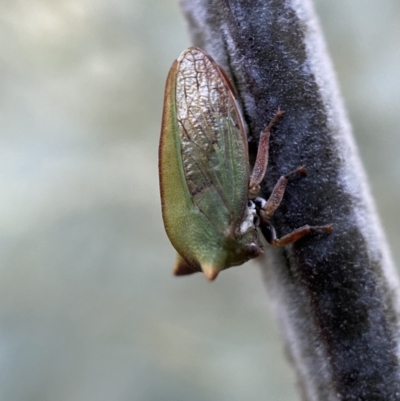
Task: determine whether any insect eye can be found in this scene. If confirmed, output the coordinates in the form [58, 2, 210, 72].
[247, 200, 256, 213]
[245, 243, 262, 259]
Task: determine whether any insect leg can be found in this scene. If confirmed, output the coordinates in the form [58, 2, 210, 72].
[249, 108, 285, 195]
[260, 221, 333, 246]
[257, 166, 307, 220]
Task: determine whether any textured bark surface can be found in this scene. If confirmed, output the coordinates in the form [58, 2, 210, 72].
[180, 0, 400, 400]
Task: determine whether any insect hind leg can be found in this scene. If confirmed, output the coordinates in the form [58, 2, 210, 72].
[260, 222, 333, 246]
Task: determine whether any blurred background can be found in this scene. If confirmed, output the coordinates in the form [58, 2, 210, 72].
[1, 1, 399, 400]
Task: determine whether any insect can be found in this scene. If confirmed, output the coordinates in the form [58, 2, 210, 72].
[159, 47, 332, 281]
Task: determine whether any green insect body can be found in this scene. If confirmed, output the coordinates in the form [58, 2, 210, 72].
[159, 48, 333, 281]
[159, 47, 262, 281]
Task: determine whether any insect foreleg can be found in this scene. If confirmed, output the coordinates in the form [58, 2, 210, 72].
[249, 108, 284, 195]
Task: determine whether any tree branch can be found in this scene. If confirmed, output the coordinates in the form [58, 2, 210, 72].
[180, 0, 400, 399]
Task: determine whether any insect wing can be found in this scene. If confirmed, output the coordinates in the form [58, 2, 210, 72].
[175, 48, 249, 234]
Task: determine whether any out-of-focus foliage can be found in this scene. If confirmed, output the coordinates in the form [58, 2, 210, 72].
[0, 1, 399, 400]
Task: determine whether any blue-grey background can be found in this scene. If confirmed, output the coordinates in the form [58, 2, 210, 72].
[1, 1, 399, 400]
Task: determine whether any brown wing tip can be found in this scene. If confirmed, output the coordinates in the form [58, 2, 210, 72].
[173, 257, 221, 281]
[173, 254, 199, 276]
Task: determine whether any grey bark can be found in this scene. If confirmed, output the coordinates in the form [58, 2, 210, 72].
[180, 0, 400, 400]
